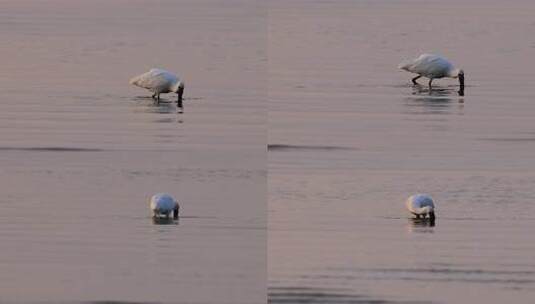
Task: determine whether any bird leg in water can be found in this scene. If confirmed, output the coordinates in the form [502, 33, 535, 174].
[151, 93, 160, 104]
[428, 78, 433, 88]
[412, 75, 421, 85]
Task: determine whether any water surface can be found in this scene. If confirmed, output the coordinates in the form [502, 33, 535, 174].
[268, 1, 535, 303]
[0, 1, 266, 303]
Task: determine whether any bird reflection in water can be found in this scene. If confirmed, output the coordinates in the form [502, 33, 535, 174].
[407, 217, 436, 234]
[131, 97, 185, 123]
[147, 101, 185, 119]
[406, 85, 465, 115]
[152, 217, 179, 225]
[412, 83, 464, 99]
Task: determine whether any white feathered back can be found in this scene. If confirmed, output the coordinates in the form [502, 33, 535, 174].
[150, 193, 178, 213]
[399, 54, 456, 79]
[406, 194, 435, 215]
[130, 68, 182, 94]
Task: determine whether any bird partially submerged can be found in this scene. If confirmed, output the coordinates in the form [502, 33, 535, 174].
[399, 54, 464, 95]
[406, 194, 436, 221]
[150, 193, 179, 219]
[130, 68, 185, 108]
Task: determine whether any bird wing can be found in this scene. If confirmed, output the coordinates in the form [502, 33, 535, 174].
[401, 54, 453, 78]
[406, 194, 435, 214]
[150, 194, 176, 211]
[130, 69, 178, 92]
[150, 69, 179, 88]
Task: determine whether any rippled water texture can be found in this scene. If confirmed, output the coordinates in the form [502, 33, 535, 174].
[269, 1, 535, 303]
[0, 1, 265, 303]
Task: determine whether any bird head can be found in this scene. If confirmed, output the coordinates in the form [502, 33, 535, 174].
[173, 201, 180, 219]
[175, 82, 185, 100]
[173, 81, 184, 91]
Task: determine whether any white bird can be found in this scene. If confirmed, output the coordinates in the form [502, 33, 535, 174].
[150, 193, 179, 219]
[399, 54, 464, 92]
[130, 68, 185, 107]
[406, 194, 436, 220]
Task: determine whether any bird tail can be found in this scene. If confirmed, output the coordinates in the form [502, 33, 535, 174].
[398, 59, 413, 71]
[129, 76, 140, 86]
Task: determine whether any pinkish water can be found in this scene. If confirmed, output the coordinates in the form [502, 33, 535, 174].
[269, 1, 535, 303]
[0, 1, 265, 303]
[3, 1, 535, 303]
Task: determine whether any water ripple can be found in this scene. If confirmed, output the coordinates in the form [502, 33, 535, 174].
[268, 286, 432, 304]
[0, 146, 104, 152]
[268, 144, 356, 152]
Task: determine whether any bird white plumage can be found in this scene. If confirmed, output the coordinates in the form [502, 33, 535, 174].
[150, 193, 179, 219]
[399, 54, 464, 90]
[406, 194, 436, 219]
[129, 68, 184, 105]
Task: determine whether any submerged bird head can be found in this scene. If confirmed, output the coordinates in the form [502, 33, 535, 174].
[458, 69, 464, 83]
[173, 202, 180, 219]
[450, 68, 465, 95]
[174, 81, 185, 102]
[457, 69, 465, 95]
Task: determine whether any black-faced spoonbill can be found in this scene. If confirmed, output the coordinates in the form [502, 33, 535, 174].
[406, 194, 435, 221]
[150, 193, 179, 219]
[399, 54, 464, 94]
[130, 68, 185, 108]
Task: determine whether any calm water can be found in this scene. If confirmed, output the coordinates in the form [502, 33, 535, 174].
[269, 1, 535, 303]
[0, 1, 265, 303]
[4, 1, 535, 303]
